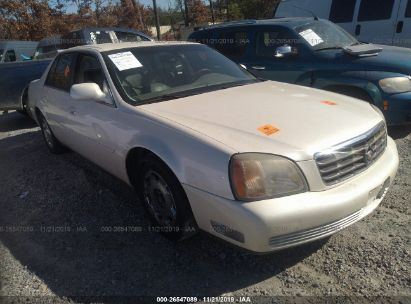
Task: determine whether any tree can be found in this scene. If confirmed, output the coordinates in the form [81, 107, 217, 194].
[188, 0, 209, 24]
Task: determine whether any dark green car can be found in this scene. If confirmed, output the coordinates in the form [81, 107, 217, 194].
[189, 18, 411, 125]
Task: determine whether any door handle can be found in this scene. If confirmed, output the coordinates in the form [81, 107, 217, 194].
[396, 21, 404, 34]
[251, 66, 266, 70]
[69, 109, 77, 116]
[355, 24, 361, 36]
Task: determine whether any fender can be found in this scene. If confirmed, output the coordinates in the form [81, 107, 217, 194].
[296, 70, 408, 110]
[125, 134, 184, 186]
[123, 122, 235, 200]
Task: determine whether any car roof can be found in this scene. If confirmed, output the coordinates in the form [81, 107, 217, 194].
[193, 17, 321, 32]
[64, 41, 199, 53]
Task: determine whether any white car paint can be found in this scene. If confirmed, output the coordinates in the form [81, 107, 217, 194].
[28, 42, 399, 253]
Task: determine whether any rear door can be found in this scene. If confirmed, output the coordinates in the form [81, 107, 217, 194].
[42, 52, 77, 143]
[354, 0, 400, 45]
[328, 0, 358, 33]
[393, 0, 411, 47]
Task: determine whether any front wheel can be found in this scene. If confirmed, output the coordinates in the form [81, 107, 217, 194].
[137, 155, 198, 241]
[38, 113, 67, 154]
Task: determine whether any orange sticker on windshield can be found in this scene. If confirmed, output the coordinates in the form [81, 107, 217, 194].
[258, 124, 280, 136]
[321, 100, 337, 106]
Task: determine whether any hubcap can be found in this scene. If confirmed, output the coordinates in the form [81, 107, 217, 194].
[41, 119, 53, 147]
[143, 170, 177, 227]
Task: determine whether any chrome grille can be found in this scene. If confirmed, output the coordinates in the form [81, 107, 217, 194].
[269, 210, 362, 248]
[315, 122, 387, 185]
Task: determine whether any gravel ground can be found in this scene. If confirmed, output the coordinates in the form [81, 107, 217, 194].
[0, 112, 410, 303]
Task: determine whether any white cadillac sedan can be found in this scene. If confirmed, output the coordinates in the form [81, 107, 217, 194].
[28, 42, 399, 253]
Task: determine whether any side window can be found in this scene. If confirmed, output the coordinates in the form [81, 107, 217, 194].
[256, 28, 297, 58]
[4, 50, 16, 62]
[74, 54, 109, 94]
[45, 53, 76, 91]
[214, 31, 249, 58]
[190, 32, 211, 45]
[62, 31, 83, 49]
[329, 0, 357, 23]
[115, 31, 147, 42]
[358, 0, 395, 21]
[406, 0, 411, 17]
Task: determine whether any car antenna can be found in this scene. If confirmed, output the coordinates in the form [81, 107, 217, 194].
[275, 0, 319, 20]
[291, 4, 319, 21]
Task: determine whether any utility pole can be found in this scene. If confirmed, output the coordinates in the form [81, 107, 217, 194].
[184, 0, 189, 27]
[209, 0, 215, 23]
[152, 0, 161, 40]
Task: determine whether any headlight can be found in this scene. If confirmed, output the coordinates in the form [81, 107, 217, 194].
[229, 153, 308, 201]
[379, 77, 411, 94]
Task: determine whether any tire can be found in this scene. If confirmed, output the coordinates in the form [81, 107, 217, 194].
[17, 89, 29, 116]
[137, 155, 198, 241]
[38, 112, 67, 154]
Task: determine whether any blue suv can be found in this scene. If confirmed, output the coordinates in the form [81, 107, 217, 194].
[189, 18, 411, 125]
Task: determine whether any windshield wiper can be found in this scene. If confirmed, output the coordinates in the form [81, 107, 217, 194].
[140, 93, 192, 105]
[138, 81, 258, 105]
[217, 81, 254, 90]
[315, 46, 343, 51]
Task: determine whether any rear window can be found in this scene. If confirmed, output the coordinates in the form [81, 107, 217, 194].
[214, 31, 249, 59]
[358, 0, 395, 21]
[406, 0, 411, 18]
[115, 31, 147, 42]
[45, 53, 76, 91]
[4, 50, 16, 62]
[329, 0, 357, 23]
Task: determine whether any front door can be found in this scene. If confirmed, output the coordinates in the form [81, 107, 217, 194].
[354, 0, 400, 45]
[246, 27, 311, 85]
[66, 52, 120, 172]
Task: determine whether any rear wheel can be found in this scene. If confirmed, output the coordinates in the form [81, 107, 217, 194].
[38, 113, 67, 154]
[17, 88, 29, 116]
[137, 155, 198, 241]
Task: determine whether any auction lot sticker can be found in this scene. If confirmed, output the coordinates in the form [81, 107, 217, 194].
[299, 29, 324, 46]
[108, 51, 143, 71]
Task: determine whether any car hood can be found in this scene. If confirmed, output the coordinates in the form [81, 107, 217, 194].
[140, 81, 383, 161]
[328, 44, 411, 74]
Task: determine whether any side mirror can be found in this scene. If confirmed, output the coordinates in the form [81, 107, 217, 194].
[70, 83, 110, 104]
[239, 63, 247, 70]
[275, 45, 296, 58]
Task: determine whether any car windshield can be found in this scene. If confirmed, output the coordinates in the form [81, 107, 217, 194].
[103, 44, 258, 105]
[294, 20, 359, 51]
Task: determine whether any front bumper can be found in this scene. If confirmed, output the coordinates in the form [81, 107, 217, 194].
[383, 92, 411, 125]
[184, 138, 399, 253]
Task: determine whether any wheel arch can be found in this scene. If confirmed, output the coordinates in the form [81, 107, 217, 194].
[323, 84, 374, 103]
[20, 86, 29, 109]
[125, 145, 183, 189]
